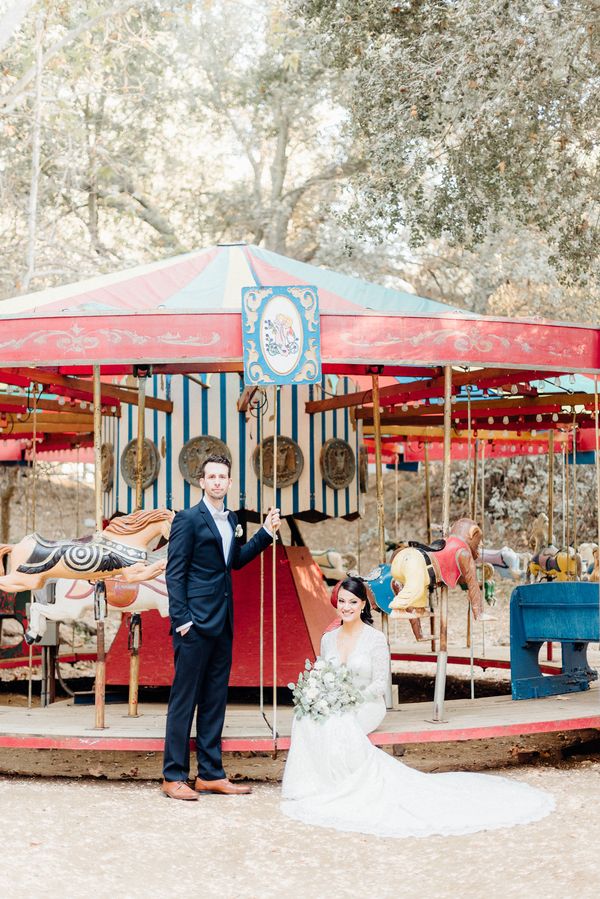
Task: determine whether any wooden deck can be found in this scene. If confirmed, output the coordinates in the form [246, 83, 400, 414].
[1, 681, 599, 753]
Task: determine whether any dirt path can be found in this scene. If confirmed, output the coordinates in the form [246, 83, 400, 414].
[1, 761, 599, 899]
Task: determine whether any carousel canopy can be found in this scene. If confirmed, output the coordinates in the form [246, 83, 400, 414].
[1, 243, 598, 373]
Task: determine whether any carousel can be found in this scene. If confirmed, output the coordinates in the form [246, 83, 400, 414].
[0, 242, 598, 775]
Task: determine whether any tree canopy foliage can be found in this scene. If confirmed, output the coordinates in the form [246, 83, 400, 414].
[0, 0, 598, 320]
[296, 0, 600, 300]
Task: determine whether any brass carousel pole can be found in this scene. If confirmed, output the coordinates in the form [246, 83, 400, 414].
[547, 429, 555, 545]
[565, 430, 571, 560]
[27, 387, 38, 710]
[271, 385, 278, 749]
[572, 416, 578, 577]
[424, 441, 432, 544]
[594, 378, 600, 589]
[394, 452, 399, 543]
[93, 365, 107, 729]
[423, 441, 435, 652]
[372, 373, 392, 708]
[259, 391, 265, 719]
[128, 370, 147, 717]
[433, 365, 452, 722]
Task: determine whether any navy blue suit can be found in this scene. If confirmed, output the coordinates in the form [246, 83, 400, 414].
[163, 499, 272, 782]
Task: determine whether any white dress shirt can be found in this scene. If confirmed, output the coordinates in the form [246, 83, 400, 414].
[175, 502, 272, 634]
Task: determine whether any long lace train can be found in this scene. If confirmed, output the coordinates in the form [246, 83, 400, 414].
[281, 706, 554, 839]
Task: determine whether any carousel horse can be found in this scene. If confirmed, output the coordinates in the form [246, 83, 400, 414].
[0, 508, 174, 595]
[25, 552, 170, 644]
[527, 512, 582, 582]
[365, 518, 495, 641]
[481, 546, 526, 582]
[389, 518, 495, 639]
[579, 542, 598, 579]
[311, 549, 357, 586]
[589, 547, 599, 583]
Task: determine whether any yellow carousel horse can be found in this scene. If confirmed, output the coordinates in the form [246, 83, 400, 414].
[388, 518, 495, 640]
[527, 512, 581, 582]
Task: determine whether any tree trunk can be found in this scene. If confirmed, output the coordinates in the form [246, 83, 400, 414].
[0, 467, 19, 543]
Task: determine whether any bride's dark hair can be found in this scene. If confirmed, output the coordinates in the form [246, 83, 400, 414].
[338, 576, 374, 625]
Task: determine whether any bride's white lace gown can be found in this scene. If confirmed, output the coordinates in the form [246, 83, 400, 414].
[281, 625, 554, 838]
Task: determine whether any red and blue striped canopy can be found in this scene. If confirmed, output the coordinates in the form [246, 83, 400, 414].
[1, 244, 598, 373]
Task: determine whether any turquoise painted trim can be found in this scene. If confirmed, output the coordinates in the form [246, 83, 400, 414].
[183, 376, 190, 509]
[166, 378, 172, 509]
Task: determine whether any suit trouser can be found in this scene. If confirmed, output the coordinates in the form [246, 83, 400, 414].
[163, 622, 233, 782]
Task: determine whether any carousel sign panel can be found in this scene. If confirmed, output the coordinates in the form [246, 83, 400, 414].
[241, 285, 321, 386]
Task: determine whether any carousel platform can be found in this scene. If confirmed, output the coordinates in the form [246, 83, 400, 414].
[0, 681, 598, 754]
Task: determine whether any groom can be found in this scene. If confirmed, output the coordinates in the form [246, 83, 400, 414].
[162, 453, 280, 800]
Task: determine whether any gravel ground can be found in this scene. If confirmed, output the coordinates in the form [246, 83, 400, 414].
[1, 762, 599, 899]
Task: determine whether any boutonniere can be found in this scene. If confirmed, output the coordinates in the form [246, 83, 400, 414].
[234, 524, 243, 538]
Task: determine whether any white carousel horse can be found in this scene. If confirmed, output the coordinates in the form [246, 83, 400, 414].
[25, 556, 169, 643]
[0, 508, 174, 594]
[481, 546, 526, 581]
[527, 512, 581, 582]
[311, 549, 357, 585]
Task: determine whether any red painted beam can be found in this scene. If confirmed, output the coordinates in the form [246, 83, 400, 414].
[2, 709, 598, 753]
[0, 652, 96, 670]
[390, 652, 560, 676]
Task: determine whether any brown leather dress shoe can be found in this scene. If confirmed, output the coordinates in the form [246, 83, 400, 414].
[194, 776, 252, 795]
[161, 780, 199, 801]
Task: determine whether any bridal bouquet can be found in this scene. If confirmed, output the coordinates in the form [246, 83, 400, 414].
[288, 658, 364, 722]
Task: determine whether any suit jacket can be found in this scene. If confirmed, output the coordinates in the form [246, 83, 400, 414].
[166, 499, 272, 637]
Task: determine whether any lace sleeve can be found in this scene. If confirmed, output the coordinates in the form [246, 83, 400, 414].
[319, 630, 332, 660]
[363, 631, 390, 701]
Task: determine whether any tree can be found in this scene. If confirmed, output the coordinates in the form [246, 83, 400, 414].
[164, 2, 364, 258]
[0, 0, 366, 299]
[294, 0, 600, 294]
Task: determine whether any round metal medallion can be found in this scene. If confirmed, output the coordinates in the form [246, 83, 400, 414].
[320, 438, 356, 490]
[252, 436, 304, 488]
[178, 436, 232, 488]
[120, 438, 161, 490]
[100, 442, 114, 492]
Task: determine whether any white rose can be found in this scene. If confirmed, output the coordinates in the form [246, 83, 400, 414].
[313, 659, 326, 671]
[235, 524, 243, 538]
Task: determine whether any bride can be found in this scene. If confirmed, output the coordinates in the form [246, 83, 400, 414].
[281, 576, 554, 838]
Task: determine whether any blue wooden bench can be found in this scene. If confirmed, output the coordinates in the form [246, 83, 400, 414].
[510, 582, 599, 700]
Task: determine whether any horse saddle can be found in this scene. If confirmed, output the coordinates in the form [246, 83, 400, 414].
[408, 539, 446, 553]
